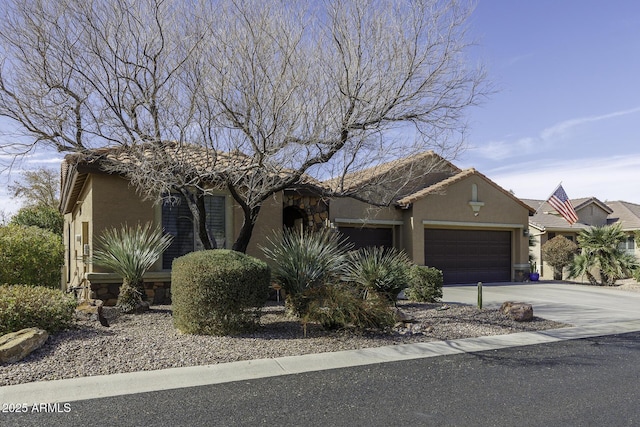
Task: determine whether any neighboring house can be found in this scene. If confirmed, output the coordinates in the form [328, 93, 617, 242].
[524, 198, 640, 280]
[60, 148, 535, 304]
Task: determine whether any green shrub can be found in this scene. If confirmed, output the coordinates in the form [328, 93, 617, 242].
[541, 235, 578, 280]
[342, 246, 411, 303]
[0, 284, 77, 335]
[295, 284, 395, 331]
[9, 205, 64, 235]
[406, 265, 443, 302]
[261, 228, 352, 297]
[0, 225, 64, 289]
[172, 249, 270, 335]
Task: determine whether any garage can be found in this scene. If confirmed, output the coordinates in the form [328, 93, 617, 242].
[339, 226, 393, 250]
[424, 229, 511, 285]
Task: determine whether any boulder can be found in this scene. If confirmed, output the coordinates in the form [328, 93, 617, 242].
[0, 328, 49, 364]
[500, 301, 533, 322]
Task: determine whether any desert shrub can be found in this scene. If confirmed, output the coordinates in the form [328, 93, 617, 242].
[261, 228, 352, 297]
[9, 205, 64, 235]
[0, 284, 77, 335]
[172, 249, 270, 335]
[294, 284, 395, 331]
[541, 235, 578, 280]
[406, 265, 443, 302]
[92, 223, 173, 313]
[343, 246, 411, 303]
[0, 225, 64, 289]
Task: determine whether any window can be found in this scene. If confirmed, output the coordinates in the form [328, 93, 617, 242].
[162, 194, 227, 269]
[618, 236, 636, 255]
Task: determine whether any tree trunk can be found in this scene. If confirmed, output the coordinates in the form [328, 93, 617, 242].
[179, 188, 216, 250]
[195, 194, 216, 250]
[232, 205, 262, 253]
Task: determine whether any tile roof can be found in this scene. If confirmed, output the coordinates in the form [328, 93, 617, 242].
[606, 201, 640, 230]
[397, 168, 536, 212]
[324, 150, 459, 191]
[523, 197, 640, 232]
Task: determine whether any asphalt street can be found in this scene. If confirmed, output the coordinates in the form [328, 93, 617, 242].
[5, 330, 640, 427]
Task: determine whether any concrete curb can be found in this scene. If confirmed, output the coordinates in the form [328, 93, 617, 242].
[3, 319, 640, 405]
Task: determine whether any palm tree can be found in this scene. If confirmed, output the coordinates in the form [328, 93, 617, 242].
[93, 223, 173, 313]
[569, 224, 639, 285]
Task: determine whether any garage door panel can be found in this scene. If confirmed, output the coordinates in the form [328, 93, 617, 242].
[339, 227, 393, 250]
[425, 229, 511, 285]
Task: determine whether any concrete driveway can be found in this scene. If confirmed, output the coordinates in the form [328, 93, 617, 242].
[443, 281, 640, 326]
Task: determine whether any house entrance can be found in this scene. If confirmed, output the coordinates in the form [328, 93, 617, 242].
[283, 206, 307, 233]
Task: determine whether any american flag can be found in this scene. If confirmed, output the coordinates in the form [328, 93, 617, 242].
[547, 184, 579, 224]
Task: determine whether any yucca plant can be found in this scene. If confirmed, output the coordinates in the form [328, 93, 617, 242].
[343, 246, 411, 303]
[261, 228, 352, 299]
[92, 223, 173, 313]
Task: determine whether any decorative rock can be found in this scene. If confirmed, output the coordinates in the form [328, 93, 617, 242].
[500, 301, 534, 322]
[392, 308, 415, 323]
[0, 328, 49, 363]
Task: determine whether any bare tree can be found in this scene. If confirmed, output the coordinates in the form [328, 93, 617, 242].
[8, 167, 60, 208]
[0, 0, 487, 253]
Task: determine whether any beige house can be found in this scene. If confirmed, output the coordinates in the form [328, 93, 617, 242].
[60, 150, 535, 304]
[524, 198, 640, 280]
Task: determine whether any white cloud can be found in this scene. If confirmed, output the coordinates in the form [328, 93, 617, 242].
[487, 154, 640, 202]
[470, 106, 640, 163]
[540, 107, 640, 141]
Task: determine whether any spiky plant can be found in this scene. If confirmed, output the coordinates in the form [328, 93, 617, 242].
[92, 223, 173, 313]
[261, 228, 352, 298]
[343, 246, 411, 303]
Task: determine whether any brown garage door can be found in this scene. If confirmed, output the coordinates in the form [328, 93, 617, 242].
[339, 227, 393, 250]
[424, 229, 511, 285]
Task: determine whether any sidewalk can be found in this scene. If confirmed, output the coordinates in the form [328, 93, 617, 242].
[3, 282, 640, 404]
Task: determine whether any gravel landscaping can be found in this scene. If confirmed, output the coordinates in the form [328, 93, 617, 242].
[0, 300, 566, 387]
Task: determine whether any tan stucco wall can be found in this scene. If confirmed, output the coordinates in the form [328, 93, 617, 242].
[63, 175, 95, 289]
[329, 198, 402, 223]
[90, 174, 156, 272]
[410, 175, 530, 279]
[236, 192, 283, 259]
[577, 204, 609, 227]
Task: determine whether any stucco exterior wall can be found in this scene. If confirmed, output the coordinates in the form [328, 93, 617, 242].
[576, 204, 609, 227]
[238, 192, 283, 259]
[329, 197, 402, 223]
[90, 174, 156, 272]
[410, 175, 530, 279]
[63, 175, 94, 290]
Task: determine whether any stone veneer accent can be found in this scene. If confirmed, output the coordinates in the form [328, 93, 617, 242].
[87, 275, 172, 306]
[283, 192, 329, 230]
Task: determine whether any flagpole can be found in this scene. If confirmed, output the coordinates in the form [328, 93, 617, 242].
[534, 181, 562, 214]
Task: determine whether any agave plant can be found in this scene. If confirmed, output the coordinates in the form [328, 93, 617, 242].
[569, 224, 640, 285]
[343, 246, 411, 303]
[261, 227, 352, 297]
[93, 223, 173, 313]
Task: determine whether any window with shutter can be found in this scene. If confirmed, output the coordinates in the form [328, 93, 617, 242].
[162, 194, 227, 269]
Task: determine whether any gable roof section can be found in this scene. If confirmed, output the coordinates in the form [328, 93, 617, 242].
[397, 168, 536, 213]
[607, 201, 640, 230]
[573, 197, 613, 214]
[522, 196, 612, 232]
[324, 150, 460, 191]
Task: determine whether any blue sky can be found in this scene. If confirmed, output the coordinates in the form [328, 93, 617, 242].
[459, 0, 640, 202]
[1, 0, 639, 217]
